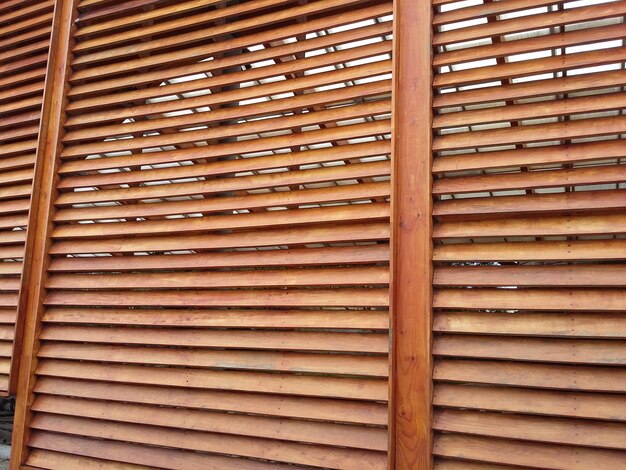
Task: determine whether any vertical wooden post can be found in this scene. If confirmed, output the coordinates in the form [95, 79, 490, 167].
[10, 0, 77, 467]
[390, 0, 433, 469]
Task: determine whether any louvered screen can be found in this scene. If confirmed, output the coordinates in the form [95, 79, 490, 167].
[431, 0, 626, 468]
[0, 0, 52, 394]
[16, 0, 394, 468]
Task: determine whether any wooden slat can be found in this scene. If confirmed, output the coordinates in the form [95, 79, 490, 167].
[50, 222, 390, 255]
[434, 213, 626, 239]
[434, 265, 626, 287]
[30, 413, 388, 470]
[57, 183, 389, 223]
[433, 138, 626, 173]
[433, 3, 626, 47]
[435, 47, 626, 89]
[435, 359, 626, 392]
[60, 98, 392, 158]
[38, 343, 389, 377]
[73, 0, 382, 61]
[433, 69, 626, 110]
[34, 377, 389, 426]
[59, 120, 390, 173]
[434, 409, 626, 449]
[434, 239, 626, 262]
[434, 190, 626, 217]
[430, 1, 626, 468]
[434, 0, 566, 26]
[69, 2, 393, 93]
[434, 115, 626, 151]
[434, 311, 626, 338]
[434, 335, 626, 365]
[28, 431, 292, 470]
[434, 384, 626, 422]
[433, 434, 626, 469]
[36, 359, 389, 401]
[44, 288, 390, 308]
[32, 394, 389, 450]
[434, 288, 626, 311]
[68, 22, 393, 112]
[65, 53, 392, 131]
[42, 307, 390, 330]
[39, 325, 389, 354]
[51, 203, 390, 239]
[435, 22, 626, 68]
[47, 244, 390, 272]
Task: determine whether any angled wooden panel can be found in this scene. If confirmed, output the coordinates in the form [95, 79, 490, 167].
[0, 0, 53, 395]
[431, 0, 626, 468]
[11, 0, 393, 468]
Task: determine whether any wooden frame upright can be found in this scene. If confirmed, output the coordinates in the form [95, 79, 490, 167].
[10, 0, 78, 467]
[390, 1, 434, 469]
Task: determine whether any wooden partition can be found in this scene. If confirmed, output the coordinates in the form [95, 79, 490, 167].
[11, 0, 395, 468]
[5, 0, 626, 469]
[430, 0, 626, 468]
[0, 0, 53, 395]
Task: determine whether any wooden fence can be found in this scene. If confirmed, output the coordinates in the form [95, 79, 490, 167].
[0, 0, 53, 395]
[428, 0, 626, 468]
[1, 0, 625, 469]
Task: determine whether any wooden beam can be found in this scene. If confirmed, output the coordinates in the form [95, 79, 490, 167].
[390, 1, 434, 469]
[10, 0, 78, 467]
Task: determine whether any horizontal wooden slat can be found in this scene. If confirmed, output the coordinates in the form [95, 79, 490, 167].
[50, 221, 390, 255]
[58, 137, 389, 189]
[434, 383, 626, 422]
[434, 335, 626, 365]
[37, 359, 389, 400]
[433, 311, 626, 338]
[433, 69, 626, 110]
[32, 394, 388, 450]
[40, 325, 389, 353]
[38, 343, 389, 377]
[434, 213, 626, 238]
[73, 0, 321, 58]
[28, 431, 292, 470]
[48, 244, 390, 272]
[69, 3, 393, 93]
[435, 47, 626, 89]
[26, 448, 154, 470]
[434, 92, 626, 129]
[75, 0, 236, 37]
[434, 239, 626, 262]
[433, 3, 626, 47]
[47, 266, 389, 289]
[59, 120, 390, 173]
[67, 26, 393, 115]
[65, 57, 392, 134]
[44, 288, 390, 308]
[61, 98, 391, 158]
[57, 184, 390, 225]
[434, 20, 624, 67]
[433, 0, 565, 26]
[434, 139, 626, 173]
[434, 165, 626, 195]
[434, 288, 626, 311]
[434, 265, 626, 287]
[435, 359, 626, 392]
[30, 413, 388, 470]
[434, 190, 626, 217]
[52, 202, 390, 239]
[34, 377, 389, 425]
[42, 307, 390, 330]
[434, 409, 626, 449]
[434, 115, 626, 152]
[433, 434, 626, 469]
